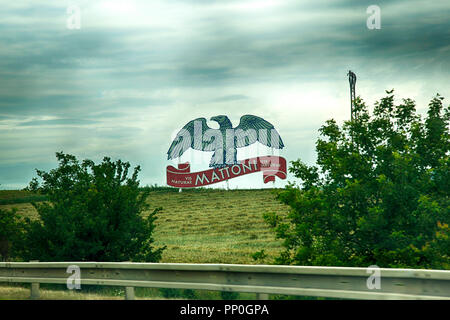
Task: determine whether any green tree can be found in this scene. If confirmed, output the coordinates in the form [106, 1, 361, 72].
[266, 91, 449, 269]
[0, 208, 24, 261]
[19, 152, 165, 262]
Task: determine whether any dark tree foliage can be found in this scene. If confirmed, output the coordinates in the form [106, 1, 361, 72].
[267, 91, 449, 269]
[0, 208, 24, 261]
[20, 152, 165, 262]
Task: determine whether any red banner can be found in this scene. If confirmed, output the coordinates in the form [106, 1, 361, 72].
[166, 156, 287, 188]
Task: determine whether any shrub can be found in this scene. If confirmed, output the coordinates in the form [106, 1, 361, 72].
[159, 288, 197, 299]
[220, 291, 240, 300]
[18, 152, 165, 262]
[0, 208, 24, 261]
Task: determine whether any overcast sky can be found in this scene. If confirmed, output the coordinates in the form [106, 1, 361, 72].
[0, 0, 449, 189]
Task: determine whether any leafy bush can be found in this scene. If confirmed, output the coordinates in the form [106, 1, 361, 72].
[159, 288, 197, 299]
[220, 291, 240, 300]
[266, 91, 449, 269]
[18, 152, 165, 262]
[251, 249, 268, 262]
[0, 207, 24, 261]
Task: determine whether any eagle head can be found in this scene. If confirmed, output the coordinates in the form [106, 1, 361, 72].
[210, 115, 232, 129]
[210, 115, 227, 124]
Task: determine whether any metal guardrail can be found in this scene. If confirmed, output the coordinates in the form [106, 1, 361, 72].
[0, 262, 449, 300]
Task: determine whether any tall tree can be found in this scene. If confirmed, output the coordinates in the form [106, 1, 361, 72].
[266, 91, 449, 269]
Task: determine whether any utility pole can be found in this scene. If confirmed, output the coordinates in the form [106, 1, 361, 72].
[348, 70, 358, 148]
[348, 70, 357, 121]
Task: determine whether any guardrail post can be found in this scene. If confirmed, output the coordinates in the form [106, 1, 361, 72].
[30, 260, 40, 300]
[125, 287, 135, 300]
[256, 293, 269, 300]
[31, 283, 40, 300]
[122, 261, 135, 300]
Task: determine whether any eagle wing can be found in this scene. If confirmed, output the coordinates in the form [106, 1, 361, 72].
[167, 118, 218, 160]
[234, 115, 284, 149]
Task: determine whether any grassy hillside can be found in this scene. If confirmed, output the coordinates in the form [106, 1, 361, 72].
[0, 190, 47, 205]
[0, 188, 290, 264]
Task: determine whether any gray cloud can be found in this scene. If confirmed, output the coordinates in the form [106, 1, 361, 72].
[0, 0, 448, 189]
[211, 95, 249, 102]
[18, 118, 99, 126]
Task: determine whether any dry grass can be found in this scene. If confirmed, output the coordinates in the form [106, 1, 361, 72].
[0, 188, 290, 299]
[146, 189, 289, 264]
[0, 284, 123, 300]
[0, 203, 37, 219]
[0, 189, 290, 264]
[0, 284, 185, 300]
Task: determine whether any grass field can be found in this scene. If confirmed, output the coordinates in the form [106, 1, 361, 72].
[0, 190, 47, 205]
[0, 188, 291, 299]
[0, 283, 261, 300]
[0, 188, 290, 264]
[0, 284, 125, 300]
[147, 188, 289, 264]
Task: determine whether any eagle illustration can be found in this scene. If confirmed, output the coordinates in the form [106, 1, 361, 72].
[167, 115, 284, 168]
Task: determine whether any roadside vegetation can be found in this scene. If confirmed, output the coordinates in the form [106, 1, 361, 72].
[265, 92, 449, 269]
[1, 91, 448, 300]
